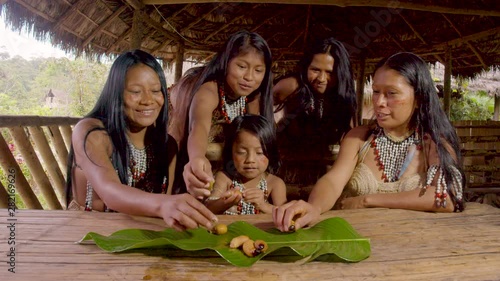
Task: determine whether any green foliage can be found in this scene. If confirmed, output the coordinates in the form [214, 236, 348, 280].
[80, 218, 371, 267]
[0, 56, 109, 116]
[449, 91, 493, 121]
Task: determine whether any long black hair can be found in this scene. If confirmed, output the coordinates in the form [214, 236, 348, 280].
[65, 49, 169, 205]
[222, 114, 281, 177]
[374, 52, 465, 211]
[280, 37, 357, 142]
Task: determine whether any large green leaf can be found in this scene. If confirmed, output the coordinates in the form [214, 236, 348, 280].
[80, 217, 370, 267]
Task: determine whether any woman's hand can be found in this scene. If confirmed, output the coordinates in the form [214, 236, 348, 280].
[183, 157, 214, 200]
[272, 200, 321, 232]
[159, 193, 217, 231]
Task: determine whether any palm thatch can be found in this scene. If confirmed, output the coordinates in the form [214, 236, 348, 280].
[0, 0, 499, 78]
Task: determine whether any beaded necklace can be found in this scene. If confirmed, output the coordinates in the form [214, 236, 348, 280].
[224, 176, 268, 215]
[370, 127, 421, 182]
[127, 141, 151, 187]
[218, 83, 247, 123]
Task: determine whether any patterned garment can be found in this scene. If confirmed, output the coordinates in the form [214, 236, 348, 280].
[224, 176, 269, 215]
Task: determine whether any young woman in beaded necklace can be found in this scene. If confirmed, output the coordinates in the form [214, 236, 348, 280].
[273, 52, 465, 232]
[205, 115, 286, 215]
[65, 50, 217, 231]
[169, 30, 274, 198]
[272, 37, 357, 199]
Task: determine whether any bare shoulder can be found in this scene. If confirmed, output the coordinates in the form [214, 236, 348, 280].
[191, 81, 219, 112]
[273, 76, 299, 103]
[265, 173, 286, 188]
[344, 125, 372, 141]
[72, 118, 112, 152]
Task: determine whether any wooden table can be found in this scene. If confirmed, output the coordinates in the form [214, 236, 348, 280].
[1, 203, 499, 281]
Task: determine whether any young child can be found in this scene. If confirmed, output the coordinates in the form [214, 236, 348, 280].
[205, 114, 287, 214]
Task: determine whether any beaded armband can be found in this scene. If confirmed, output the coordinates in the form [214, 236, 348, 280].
[424, 165, 463, 208]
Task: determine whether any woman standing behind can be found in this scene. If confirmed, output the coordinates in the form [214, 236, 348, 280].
[273, 52, 465, 232]
[169, 30, 274, 198]
[273, 37, 357, 196]
[66, 50, 217, 231]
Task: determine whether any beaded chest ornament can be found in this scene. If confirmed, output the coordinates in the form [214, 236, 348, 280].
[218, 83, 247, 123]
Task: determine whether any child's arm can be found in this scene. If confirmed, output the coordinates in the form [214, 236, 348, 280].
[204, 172, 242, 214]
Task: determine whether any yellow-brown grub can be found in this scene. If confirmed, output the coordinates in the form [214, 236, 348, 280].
[242, 239, 258, 257]
[254, 240, 268, 252]
[229, 235, 250, 248]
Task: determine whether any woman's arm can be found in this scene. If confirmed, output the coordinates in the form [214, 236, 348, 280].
[72, 119, 216, 230]
[273, 77, 299, 105]
[307, 126, 365, 213]
[166, 135, 178, 195]
[205, 172, 241, 214]
[187, 82, 219, 161]
[184, 82, 220, 198]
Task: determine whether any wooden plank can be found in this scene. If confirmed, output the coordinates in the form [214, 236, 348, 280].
[141, 0, 500, 17]
[0, 132, 42, 209]
[7, 127, 62, 210]
[0, 115, 80, 127]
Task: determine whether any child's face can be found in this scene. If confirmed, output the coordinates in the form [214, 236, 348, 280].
[231, 130, 269, 180]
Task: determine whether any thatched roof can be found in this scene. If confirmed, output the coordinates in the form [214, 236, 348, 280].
[1, 0, 499, 78]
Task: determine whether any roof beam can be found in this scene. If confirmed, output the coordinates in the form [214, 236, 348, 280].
[53, 0, 86, 30]
[432, 26, 500, 50]
[142, 0, 500, 17]
[82, 6, 128, 47]
[442, 14, 488, 69]
[13, 0, 56, 22]
[399, 13, 444, 64]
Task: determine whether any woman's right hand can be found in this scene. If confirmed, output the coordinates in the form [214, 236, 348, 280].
[272, 200, 321, 232]
[183, 157, 214, 200]
[159, 193, 217, 231]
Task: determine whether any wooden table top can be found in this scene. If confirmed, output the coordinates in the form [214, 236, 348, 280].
[1, 202, 499, 281]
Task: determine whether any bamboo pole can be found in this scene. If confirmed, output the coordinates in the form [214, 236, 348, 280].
[0, 115, 80, 127]
[8, 127, 62, 210]
[443, 48, 452, 117]
[0, 179, 11, 208]
[47, 125, 69, 175]
[356, 55, 366, 126]
[174, 41, 185, 83]
[0, 133, 42, 209]
[60, 125, 73, 152]
[28, 126, 66, 207]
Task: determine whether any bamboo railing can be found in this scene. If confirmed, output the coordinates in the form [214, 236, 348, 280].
[0, 115, 80, 209]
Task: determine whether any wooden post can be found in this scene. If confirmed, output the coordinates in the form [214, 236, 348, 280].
[8, 127, 62, 210]
[130, 9, 144, 50]
[60, 125, 73, 152]
[0, 132, 43, 209]
[443, 48, 452, 117]
[494, 95, 500, 121]
[356, 56, 366, 126]
[47, 126, 69, 175]
[28, 126, 66, 205]
[174, 41, 185, 83]
[0, 181, 11, 208]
